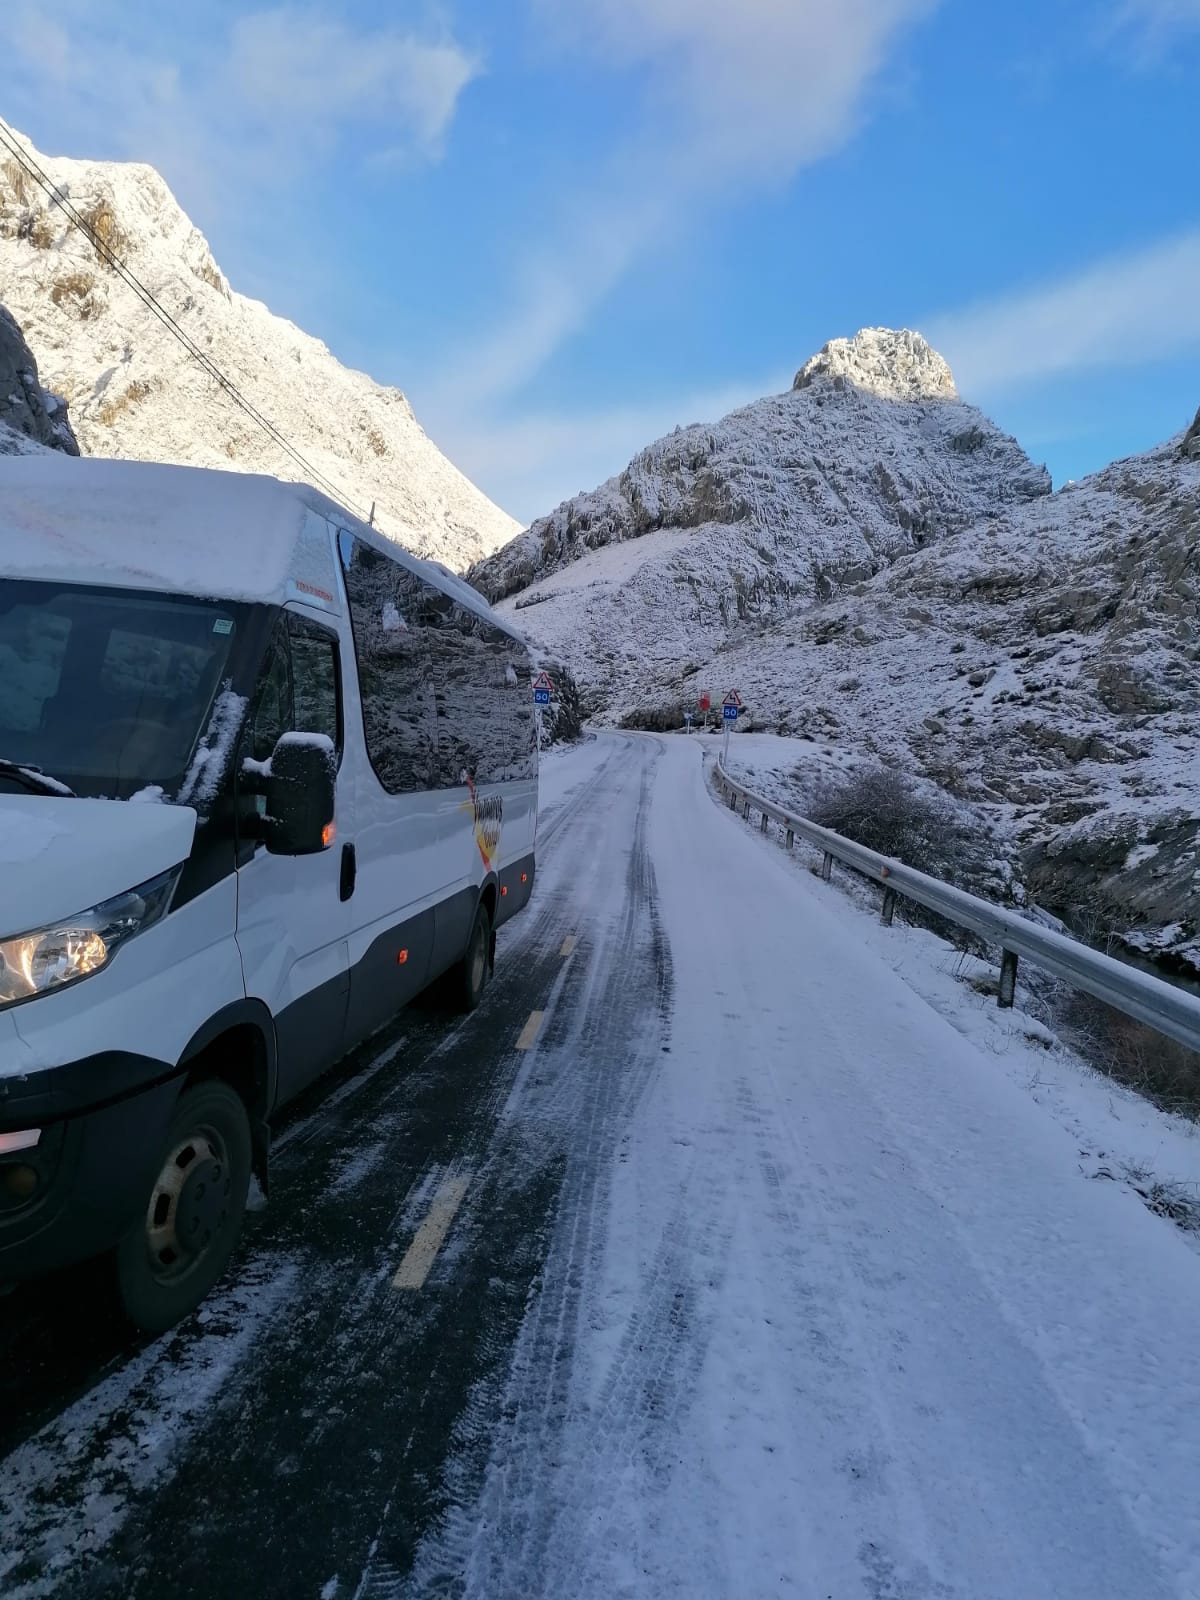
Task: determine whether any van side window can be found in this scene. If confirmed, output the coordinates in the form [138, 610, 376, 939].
[289, 617, 342, 754]
[432, 602, 537, 787]
[248, 617, 342, 765]
[251, 626, 291, 763]
[339, 535, 439, 794]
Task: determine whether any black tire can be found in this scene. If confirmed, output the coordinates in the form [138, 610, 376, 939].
[452, 901, 493, 1013]
[113, 1080, 251, 1335]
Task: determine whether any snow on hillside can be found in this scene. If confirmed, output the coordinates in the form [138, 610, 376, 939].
[480, 329, 1049, 704]
[709, 431, 1200, 971]
[479, 330, 1199, 971]
[0, 127, 517, 572]
[0, 418, 47, 456]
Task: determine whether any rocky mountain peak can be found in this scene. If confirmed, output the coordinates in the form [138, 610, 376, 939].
[794, 327, 958, 404]
[1182, 404, 1200, 460]
[0, 126, 517, 569]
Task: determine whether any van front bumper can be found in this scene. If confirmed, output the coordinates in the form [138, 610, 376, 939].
[0, 1053, 182, 1283]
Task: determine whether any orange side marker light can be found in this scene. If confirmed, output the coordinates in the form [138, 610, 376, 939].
[322, 821, 337, 847]
[396, 949, 409, 965]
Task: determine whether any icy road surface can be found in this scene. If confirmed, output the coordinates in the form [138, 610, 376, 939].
[3, 733, 1200, 1599]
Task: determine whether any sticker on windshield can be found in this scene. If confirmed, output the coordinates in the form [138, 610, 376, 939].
[212, 618, 234, 635]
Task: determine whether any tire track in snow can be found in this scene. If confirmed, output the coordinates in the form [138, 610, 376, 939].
[377, 744, 677, 1599]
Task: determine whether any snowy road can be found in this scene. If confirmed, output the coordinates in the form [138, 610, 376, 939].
[3, 733, 1200, 1599]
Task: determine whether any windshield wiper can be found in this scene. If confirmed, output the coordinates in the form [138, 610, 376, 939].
[0, 760, 77, 798]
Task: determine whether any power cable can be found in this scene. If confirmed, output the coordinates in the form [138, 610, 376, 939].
[0, 118, 374, 523]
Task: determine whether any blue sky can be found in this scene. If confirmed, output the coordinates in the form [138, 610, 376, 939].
[2, 0, 1199, 523]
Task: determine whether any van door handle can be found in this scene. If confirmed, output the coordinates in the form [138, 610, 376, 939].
[339, 842, 357, 902]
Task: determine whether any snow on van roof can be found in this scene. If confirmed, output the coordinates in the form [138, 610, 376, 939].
[0, 455, 525, 642]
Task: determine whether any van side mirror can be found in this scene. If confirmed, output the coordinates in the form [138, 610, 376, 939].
[265, 734, 336, 856]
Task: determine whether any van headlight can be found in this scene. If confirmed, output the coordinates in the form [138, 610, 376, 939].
[0, 867, 181, 1010]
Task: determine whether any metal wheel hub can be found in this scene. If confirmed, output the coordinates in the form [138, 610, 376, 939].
[145, 1131, 231, 1277]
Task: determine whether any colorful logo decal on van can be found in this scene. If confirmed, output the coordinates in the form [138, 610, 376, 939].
[463, 773, 503, 870]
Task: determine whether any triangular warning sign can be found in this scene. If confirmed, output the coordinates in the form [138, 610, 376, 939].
[533, 670, 554, 691]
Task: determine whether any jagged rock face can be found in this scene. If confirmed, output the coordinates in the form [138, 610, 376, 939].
[0, 303, 79, 455]
[1183, 406, 1200, 461]
[0, 128, 517, 571]
[473, 333, 1050, 719]
[707, 434, 1200, 971]
[794, 327, 958, 404]
[473, 334, 1048, 621]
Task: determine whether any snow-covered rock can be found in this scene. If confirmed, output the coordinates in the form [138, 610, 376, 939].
[0, 302, 78, 454]
[0, 127, 517, 571]
[475, 331, 1199, 971]
[473, 327, 1050, 704]
[794, 326, 958, 403]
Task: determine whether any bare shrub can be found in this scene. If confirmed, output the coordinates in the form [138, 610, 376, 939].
[75, 198, 130, 267]
[808, 765, 992, 887]
[1059, 990, 1200, 1119]
[805, 765, 999, 942]
[95, 378, 153, 426]
[21, 210, 54, 249]
[49, 270, 99, 317]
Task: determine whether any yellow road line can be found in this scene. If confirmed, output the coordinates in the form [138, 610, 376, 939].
[559, 935, 576, 958]
[516, 1010, 545, 1051]
[393, 1176, 470, 1290]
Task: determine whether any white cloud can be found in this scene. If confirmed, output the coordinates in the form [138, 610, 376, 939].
[0, 3, 478, 192]
[446, 0, 938, 404]
[227, 10, 479, 163]
[925, 230, 1200, 395]
[1115, 0, 1200, 31]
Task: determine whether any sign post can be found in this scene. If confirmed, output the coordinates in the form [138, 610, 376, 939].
[533, 670, 553, 755]
[721, 690, 742, 767]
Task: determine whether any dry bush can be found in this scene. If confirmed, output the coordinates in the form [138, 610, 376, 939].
[0, 157, 33, 206]
[75, 198, 130, 267]
[95, 378, 153, 426]
[49, 270, 99, 317]
[1059, 990, 1200, 1119]
[808, 765, 991, 888]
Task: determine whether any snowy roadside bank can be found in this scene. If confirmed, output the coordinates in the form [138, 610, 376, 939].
[709, 731, 1200, 1241]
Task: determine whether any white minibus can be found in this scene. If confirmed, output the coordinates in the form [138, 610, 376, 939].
[0, 458, 537, 1330]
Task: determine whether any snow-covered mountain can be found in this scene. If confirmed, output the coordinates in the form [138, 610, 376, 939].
[0, 127, 517, 570]
[474, 329, 1051, 694]
[475, 329, 1200, 972]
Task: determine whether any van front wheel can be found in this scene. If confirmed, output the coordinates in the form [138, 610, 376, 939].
[114, 1080, 251, 1334]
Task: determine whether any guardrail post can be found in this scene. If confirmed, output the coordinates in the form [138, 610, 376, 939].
[881, 887, 897, 927]
[759, 812, 769, 834]
[998, 949, 1018, 1009]
[728, 786, 736, 808]
[743, 798, 751, 819]
[785, 828, 794, 850]
[821, 852, 832, 881]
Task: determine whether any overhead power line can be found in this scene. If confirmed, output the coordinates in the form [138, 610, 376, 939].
[0, 117, 374, 523]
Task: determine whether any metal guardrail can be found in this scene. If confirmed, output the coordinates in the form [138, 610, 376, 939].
[715, 760, 1200, 1057]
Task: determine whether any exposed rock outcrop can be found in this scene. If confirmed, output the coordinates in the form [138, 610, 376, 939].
[794, 327, 958, 403]
[0, 303, 79, 455]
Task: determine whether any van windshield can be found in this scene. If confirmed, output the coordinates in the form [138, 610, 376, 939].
[0, 580, 242, 804]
